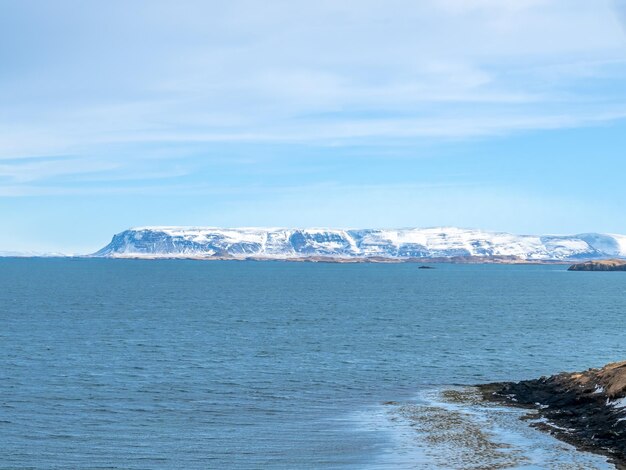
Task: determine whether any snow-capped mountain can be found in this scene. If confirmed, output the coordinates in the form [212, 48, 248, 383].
[93, 227, 626, 261]
[0, 251, 68, 258]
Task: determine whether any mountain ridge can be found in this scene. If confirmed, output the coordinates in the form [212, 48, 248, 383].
[93, 226, 626, 261]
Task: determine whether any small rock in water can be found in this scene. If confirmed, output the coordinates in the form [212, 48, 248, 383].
[568, 259, 626, 271]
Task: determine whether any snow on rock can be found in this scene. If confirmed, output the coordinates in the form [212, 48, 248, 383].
[92, 226, 626, 261]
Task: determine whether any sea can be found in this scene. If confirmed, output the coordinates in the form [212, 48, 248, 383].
[1, 259, 624, 469]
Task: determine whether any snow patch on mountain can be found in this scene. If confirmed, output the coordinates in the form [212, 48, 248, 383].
[93, 226, 626, 261]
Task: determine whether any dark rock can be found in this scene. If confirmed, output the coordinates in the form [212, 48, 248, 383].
[568, 259, 626, 271]
[479, 361, 626, 468]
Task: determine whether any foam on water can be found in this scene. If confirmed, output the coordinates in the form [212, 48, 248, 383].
[352, 387, 613, 469]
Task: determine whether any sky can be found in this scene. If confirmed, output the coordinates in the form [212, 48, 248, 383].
[2, 0, 626, 253]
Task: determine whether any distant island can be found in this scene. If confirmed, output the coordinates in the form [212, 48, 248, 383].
[568, 259, 626, 271]
[479, 361, 626, 467]
[91, 226, 626, 262]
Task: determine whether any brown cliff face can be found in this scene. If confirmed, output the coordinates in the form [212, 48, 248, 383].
[568, 259, 626, 271]
[566, 361, 626, 397]
[480, 361, 626, 468]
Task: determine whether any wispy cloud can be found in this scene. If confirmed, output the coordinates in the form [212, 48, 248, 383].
[615, 0, 626, 29]
[1, 0, 626, 249]
[0, 156, 120, 184]
[2, 1, 626, 158]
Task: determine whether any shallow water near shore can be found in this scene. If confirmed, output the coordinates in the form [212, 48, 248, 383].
[355, 386, 612, 469]
[1, 259, 625, 468]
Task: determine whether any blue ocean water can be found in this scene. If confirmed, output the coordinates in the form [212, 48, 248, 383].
[1, 259, 624, 469]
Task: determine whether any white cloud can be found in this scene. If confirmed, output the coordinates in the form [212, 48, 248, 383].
[1, 0, 626, 182]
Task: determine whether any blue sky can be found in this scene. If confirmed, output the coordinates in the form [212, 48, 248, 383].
[2, 0, 626, 253]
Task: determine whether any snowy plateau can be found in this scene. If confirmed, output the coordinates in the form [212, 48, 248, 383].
[93, 227, 626, 262]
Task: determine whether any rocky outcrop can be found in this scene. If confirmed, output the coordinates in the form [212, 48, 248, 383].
[479, 362, 626, 468]
[568, 259, 626, 271]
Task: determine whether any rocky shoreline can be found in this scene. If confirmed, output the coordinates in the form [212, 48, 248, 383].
[479, 361, 626, 468]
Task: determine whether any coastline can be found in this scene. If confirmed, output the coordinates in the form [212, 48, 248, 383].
[5, 251, 626, 266]
[74, 255, 572, 264]
[478, 362, 626, 469]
